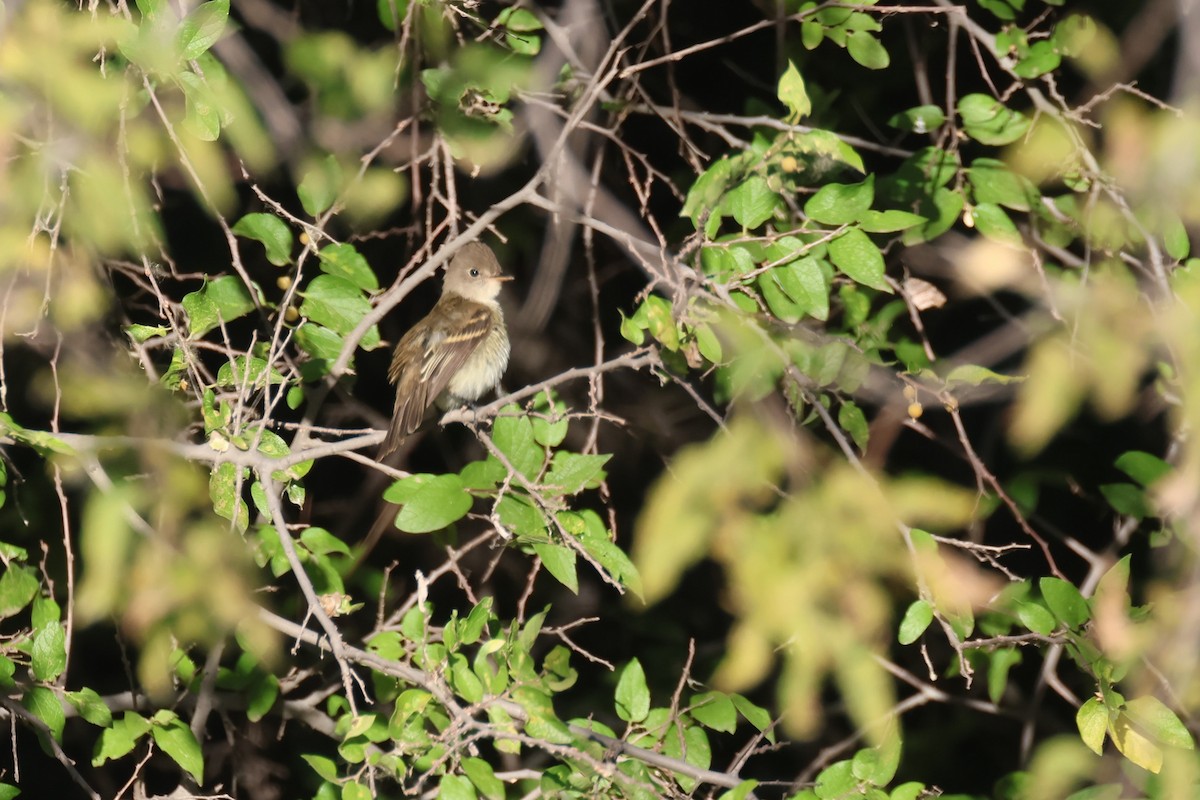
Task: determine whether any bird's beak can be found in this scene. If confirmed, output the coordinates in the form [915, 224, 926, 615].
[494, 275, 515, 282]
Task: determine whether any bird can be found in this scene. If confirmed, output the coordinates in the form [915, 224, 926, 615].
[377, 241, 512, 458]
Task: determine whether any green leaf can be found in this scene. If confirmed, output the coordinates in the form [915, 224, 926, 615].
[181, 274, 256, 338]
[462, 756, 505, 800]
[695, 323, 724, 363]
[317, 243, 379, 292]
[439, 774, 477, 800]
[774, 257, 830, 321]
[216, 355, 285, 389]
[66, 688, 114, 727]
[125, 324, 169, 343]
[302, 753, 340, 782]
[342, 782, 372, 800]
[987, 648, 1022, 705]
[846, 30, 890, 69]
[1014, 40, 1061, 79]
[0, 784, 17, 800]
[31, 621, 67, 682]
[384, 473, 474, 534]
[805, 175, 874, 225]
[615, 658, 650, 722]
[178, 70, 221, 141]
[497, 494, 548, 538]
[543, 452, 610, 495]
[897, 599, 933, 645]
[643, 295, 680, 350]
[299, 275, 380, 349]
[377, 0, 409, 31]
[1100, 483, 1149, 520]
[777, 60, 811, 118]
[731, 694, 774, 742]
[177, 0, 229, 60]
[209, 462, 249, 533]
[887, 104, 946, 134]
[829, 228, 890, 292]
[300, 527, 351, 557]
[723, 176, 778, 229]
[232, 212, 293, 267]
[23, 686, 65, 741]
[1114, 451, 1172, 487]
[860, 209, 927, 233]
[298, 156, 342, 216]
[691, 691, 737, 733]
[681, 158, 733, 229]
[1124, 695, 1194, 750]
[945, 364, 1023, 385]
[492, 408, 543, 479]
[968, 158, 1035, 211]
[295, 323, 345, 364]
[1163, 213, 1190, 260]
[93, 711, 151, 766]
[838, 401, 869, 452]
[533, 542, 578, 594]
[0, 564, 39, 620]
[970, 202, 1023, 245]
[459, 457, 506, 490]
[1039, 577, 1090, 628]
[151, 717, 205, 783]
[1015, 600, 1057, 635]
[958, 94, 1031, 146]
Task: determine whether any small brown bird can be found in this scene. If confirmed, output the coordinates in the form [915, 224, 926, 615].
[378, 242, 512, 458]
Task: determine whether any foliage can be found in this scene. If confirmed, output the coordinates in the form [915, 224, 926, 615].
[1, 0, 1200, 798]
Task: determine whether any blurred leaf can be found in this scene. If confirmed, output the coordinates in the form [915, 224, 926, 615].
[376, 0, 409, 31]
[888, 104, 945, 134]
[1123, 696, 1194, 750]
[987, 648, 1022, 705]
[177, 0, 228, 60]
[1114, 451, 1171, 487]
[1100, 483, 1148, 519]
[838, 401, 869, 452]
[945, 364, 1023, 386]
[298, 156, 343, 216]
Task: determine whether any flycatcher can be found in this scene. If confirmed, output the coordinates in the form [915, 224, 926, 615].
[378, 241, 512, 458]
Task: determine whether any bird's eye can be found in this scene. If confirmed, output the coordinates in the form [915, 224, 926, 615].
[469, 268, 480, 277]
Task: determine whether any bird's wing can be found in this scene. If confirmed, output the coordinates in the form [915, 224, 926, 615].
[416, 297, 494, 402]
[384, 297, 493, 448]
